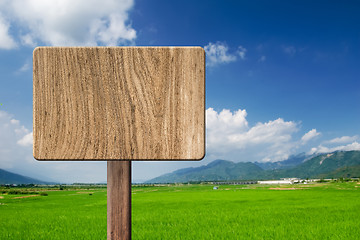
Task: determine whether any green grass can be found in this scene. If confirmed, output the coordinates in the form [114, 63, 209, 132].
[1, 182, 360, 239]
[0, 188, 107, 239]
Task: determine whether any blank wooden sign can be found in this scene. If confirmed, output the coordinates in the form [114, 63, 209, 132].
[33, 47, 205, 160]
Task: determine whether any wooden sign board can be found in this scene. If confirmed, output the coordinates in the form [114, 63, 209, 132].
[33, 47, 205, 160]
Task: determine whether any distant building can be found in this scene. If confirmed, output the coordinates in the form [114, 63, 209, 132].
[210, 181, 257, 185]
[258, 178, 301, 185]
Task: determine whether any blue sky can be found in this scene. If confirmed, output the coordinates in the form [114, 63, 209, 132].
[0, 0, 359, 183]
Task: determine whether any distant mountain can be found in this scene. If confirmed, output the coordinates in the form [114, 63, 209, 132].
[267, 150, 360, 179]
[0, 169, 51, 184]
[146, 151, 360, 183]
[317, 165, 360, 179]
[255, 152, 308, 170]
[146, 160, 264, 183]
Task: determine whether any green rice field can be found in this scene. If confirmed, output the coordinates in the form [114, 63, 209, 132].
[1, 182, 360, 239]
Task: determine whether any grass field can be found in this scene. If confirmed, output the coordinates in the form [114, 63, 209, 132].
[1, 182, 360, 239]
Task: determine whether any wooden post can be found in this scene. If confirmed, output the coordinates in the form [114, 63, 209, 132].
[107, 161, 131, 240]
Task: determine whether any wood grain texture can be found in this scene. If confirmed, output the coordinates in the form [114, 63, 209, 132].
[33, 47, 205, 160]
[107, 161, 131, 240]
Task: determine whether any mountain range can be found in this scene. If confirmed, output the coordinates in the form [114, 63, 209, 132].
[147, 150, 360, 183]
[0, 169, 51, 185]
[2, 150, 360, 184]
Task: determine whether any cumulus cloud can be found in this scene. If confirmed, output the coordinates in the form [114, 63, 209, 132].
[206, 108, 300, 162]
[206, 108, 248, 150]
[0, 0, 136, 47]
[0, 15, 17, 49]
[301, 129, 320, 144]
[308, 141, 360, 155]
[308, 135, 360, 155]
[227, 118, 298, 146]
[20, 33, 36, 47]
[204, 42, 246, 66]
[326, 135, 358, 144]
[206, 108, 360, 162]
[17, 132, 33, 146]
[207, 108, 248, 133]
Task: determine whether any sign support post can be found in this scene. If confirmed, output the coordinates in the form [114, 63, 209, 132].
[107, 161, 131, 240]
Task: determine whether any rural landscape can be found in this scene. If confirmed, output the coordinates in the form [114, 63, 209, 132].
[1, 150, 360, 239]
[1, 1, 359, 239]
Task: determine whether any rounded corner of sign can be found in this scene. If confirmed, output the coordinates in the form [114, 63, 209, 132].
[194, 46, 206, 55]
[33, 154, 43, 161]
[198, 46, 205, 52]
[194, 151, 206, 161]
[33, 47, 42, 57]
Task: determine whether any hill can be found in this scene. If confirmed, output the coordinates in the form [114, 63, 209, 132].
[147, 160, 264, 183]
[147, 151, 360, 183]
[267, 150, 360, 179]
[0, 169, 50, 184]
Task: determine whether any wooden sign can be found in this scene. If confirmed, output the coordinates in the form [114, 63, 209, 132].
[33, 46, 205, 240]
[33, 47, 205, 160]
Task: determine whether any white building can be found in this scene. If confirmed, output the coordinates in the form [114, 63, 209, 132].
[258, 178, 301, 185]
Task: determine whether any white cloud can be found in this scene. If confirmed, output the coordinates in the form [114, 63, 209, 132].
[206, 108, 300, 162]
[308, 135, 360, 155]
[14, 125, 29, 136]
[301, 129, 320, 143]
[326, 135, 358, 144]
[17, 132, 33, 146]
[308, 141, 360, 155]
[10, 119, 19, 125]
[204, 42, 246, 66]
[237, 46, 247, 60]
[17, 62, 30, 73]
[226, 118, 297, 147]
[0, 0, 136, 46]
[0, 15, 17, 49]
[0, 111, 30, 168]
[20, 33, 36, 47]
[206, 108, 248, 133]
[206, 108, 248, 151]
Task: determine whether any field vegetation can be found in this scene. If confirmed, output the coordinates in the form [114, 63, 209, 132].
[1, 181, 359, 239]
